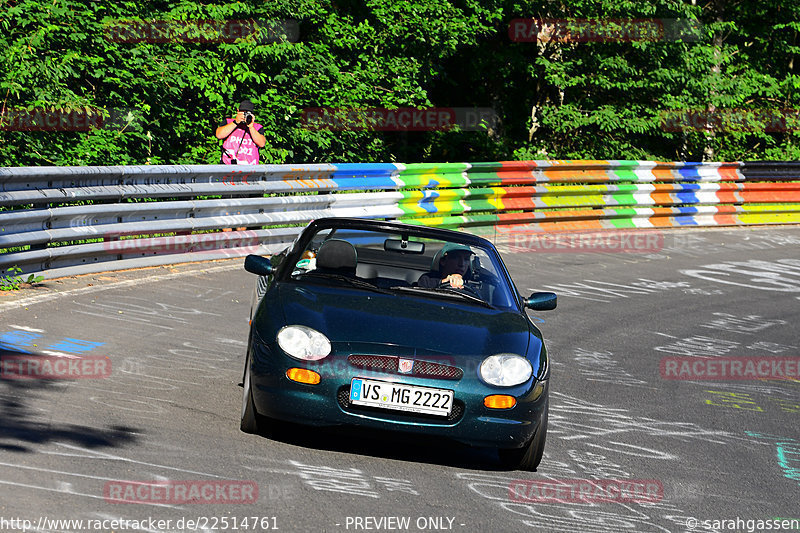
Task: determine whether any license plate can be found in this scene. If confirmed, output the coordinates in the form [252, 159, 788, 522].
[349, 378, 454, 417]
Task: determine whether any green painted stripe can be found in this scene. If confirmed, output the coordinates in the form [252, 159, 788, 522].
[610, 168, 640, 181]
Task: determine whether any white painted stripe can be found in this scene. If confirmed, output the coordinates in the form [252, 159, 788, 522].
[0, 459, 138, 483]
[631, 208, 656, 228]
[38, 350, 80, 358]
[50, 442, 227, 478]
[695, 167, 723, 182]
[8, 324, 45, 332]
[694, 205, 722, 214]
[633, 168, 657, 181]
[694, 214, 720, 226]
[695, 191, 721, 204]
[632, 191, 656, 205]
[0, 263, 240, 313]
[0, 477, 171, 507]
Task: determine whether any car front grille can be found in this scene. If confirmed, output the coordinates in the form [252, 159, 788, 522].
[347, 354, 463, 380]
[337, 386, 465, 424]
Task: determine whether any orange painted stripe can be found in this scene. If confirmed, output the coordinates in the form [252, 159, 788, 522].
[501, 197, 539, 210]
[652, 183, 675, 192]
[496, 209, 598, 223]
[498, 161, 540, 171]
[718, 166, 741, 181]
[740, 182, 800, 191]
[714, 214, 740, 224]
[495, 212, 542, 224]
[651, 193, 675, 205]
[651, 167, 675, 181]
[712, 204, 740, 225]
[494, 172, 541, 184]
[499, 186, 541, 196]
[740, 191, 800, 202]
[542, 168, 610, 183]
[715, 183, 741, 203]
[543, 219, 606, 231]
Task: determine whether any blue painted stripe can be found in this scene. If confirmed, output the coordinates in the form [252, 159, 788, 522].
[675, 182, 701, 204]
[419, 190, 440, 213]
[329, 163, 401, 189]
[47, 337, 105, 353]
[675, 206, 699, 225]
[677, 165, 703, 181]
[0, 330, 41, 354]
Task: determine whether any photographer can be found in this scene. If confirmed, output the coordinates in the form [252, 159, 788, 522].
[215, 99, 266, 165]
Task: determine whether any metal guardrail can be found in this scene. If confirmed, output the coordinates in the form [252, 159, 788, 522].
[1, 161, 799, 278]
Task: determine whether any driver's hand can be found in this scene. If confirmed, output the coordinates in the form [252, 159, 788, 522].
[442, 273, 464, 288]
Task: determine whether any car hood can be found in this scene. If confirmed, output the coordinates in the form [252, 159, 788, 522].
[270, 283, 536, 357]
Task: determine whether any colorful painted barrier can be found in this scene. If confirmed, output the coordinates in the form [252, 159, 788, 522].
[1, 160, 799, 278]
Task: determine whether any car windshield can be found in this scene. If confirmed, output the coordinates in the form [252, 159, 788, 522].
[286, 226, 518, 310]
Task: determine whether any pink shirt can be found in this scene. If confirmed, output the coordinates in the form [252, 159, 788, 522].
[220, 118, 262, 165]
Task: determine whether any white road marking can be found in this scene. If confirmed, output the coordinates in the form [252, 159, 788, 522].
[0, 263, 240, 313]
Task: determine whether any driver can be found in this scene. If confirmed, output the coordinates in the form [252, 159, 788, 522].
[417, 243, 474, 289]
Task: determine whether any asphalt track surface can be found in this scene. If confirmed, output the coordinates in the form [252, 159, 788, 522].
[1, 226, 799, 533]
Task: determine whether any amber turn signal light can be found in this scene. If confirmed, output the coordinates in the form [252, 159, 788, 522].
[286, 368, 321, 385]
[484, 395, 516, 409]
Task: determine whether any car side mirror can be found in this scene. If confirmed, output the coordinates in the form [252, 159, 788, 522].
[524, 292, 557, 311]
[244, 254, 274, 276]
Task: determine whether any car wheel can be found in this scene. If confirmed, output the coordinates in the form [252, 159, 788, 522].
[240, 353, 267, 434]
[498, 398, 548, 471]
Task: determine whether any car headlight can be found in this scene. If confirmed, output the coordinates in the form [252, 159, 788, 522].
[276, 325, 331, 361]
[479, 354, 532, 387]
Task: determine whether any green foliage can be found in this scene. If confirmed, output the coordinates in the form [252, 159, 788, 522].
[1, 0, 799, 164]
[0, 265, 44, 290]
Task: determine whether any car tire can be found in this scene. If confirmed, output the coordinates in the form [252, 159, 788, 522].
[240, 353, 267, 435]
[498, 398, 548, 471]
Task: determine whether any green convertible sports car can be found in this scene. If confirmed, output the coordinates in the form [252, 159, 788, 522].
[240, 217, 556, 470]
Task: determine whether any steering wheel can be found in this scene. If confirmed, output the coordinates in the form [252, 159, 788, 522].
[437, 280, 484, 299]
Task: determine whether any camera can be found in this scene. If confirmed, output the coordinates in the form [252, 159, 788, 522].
[244, 111, 254, 126]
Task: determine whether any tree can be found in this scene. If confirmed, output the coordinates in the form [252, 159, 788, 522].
[1, 0, 798, 166]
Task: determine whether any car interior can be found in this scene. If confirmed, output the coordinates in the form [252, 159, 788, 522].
[292, 230, 516, 308]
